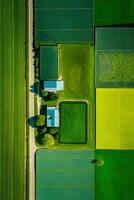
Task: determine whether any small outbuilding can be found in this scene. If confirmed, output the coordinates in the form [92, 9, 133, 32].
[47, 107, 59, 127]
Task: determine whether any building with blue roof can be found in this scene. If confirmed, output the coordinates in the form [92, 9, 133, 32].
[44, 80, 64, 92]
[47, 107, 59, 127]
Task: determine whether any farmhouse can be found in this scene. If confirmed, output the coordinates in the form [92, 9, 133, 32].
[47, 107, 59, 127]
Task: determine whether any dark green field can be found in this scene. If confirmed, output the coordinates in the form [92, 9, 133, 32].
[34, 0, 93, 43]
[95, 151, 134, 200]
[0, 0, 25, 200]
[95, 0, 134, 26]
[59, 102, 87, 144]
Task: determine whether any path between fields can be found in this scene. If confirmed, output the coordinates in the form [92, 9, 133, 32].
[29, 1, 37, 200]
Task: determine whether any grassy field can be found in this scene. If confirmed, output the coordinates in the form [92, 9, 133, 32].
[96, 52, 134, 87]
[59, 102, 87, 144]
[0, 0, 25, 200]
[59, 44, 95, 148]
[95, 0, 134, 26]
[95, 150, 134, 200]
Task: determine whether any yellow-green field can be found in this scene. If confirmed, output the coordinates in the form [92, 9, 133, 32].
[0, 0, 26, 199]
[96, 89, 134, 149]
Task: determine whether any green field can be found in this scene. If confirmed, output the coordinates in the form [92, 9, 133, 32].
[59, 102, 87, 144]
[95, 28, 134, 87]
[95, 150, 134, 200]
[95, 0, 134, 26]
[0, 0, 25, 200]
[34, 0, 93, 43]
[58, 44, 95, 147]
[36, 149, 94, 200]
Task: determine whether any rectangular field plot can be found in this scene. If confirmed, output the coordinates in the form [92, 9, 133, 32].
[95, 150, 134, 200]
[96, 89, 134, 149]
[34, 0, 93, 43]
[40, 46, 58, 80]
[0, 0, 25, 199]
[59, 44, 95, 147]
[59, 102, 87, 144]
[36, 149, 94, 200]
[95, 28, 134, 87]
[95, 0, 134, 26]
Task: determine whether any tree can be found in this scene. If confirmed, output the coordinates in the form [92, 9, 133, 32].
[48, 92, 58, 101]
[40, 127, 47, 135]
[42, 91, 58, 101]
[49, 128, 59, 135]
[42, 134, 55, 146]
[34, 115, 45, 127]
[41, 90, 49, 97]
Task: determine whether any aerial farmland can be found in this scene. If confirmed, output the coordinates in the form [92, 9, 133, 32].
[1, 0, 134, 200]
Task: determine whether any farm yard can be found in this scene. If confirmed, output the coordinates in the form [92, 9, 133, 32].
[0, 0, 26, 200]
[35, 44, 95, 148]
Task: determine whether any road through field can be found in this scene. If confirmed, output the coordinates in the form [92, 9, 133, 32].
[0, 0, 26, 200]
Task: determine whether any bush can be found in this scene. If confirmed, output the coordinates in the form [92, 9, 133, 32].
[49, 128, 59, 135]
[42, 134, 55, 146]
[39, 127, 47, 135]
[42, 91, 58, 101]
[42, 90, 49, 97]
[34, 115, 45, 127]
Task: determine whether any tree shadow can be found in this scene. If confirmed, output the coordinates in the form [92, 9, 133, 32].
[40, 105, 47, 115]
[28, 116, 36, 128]
[30, 81, 41, 96]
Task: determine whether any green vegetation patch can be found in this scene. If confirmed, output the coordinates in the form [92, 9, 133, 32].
[59, 44, 93, 99]
[95, 0, 134, 26]
[36, 149, 94, 200]
[95, 150, 134, 200]
[0, 0, 25, 199]
[95, 28, 134, 87]
[40, 46, 58, 80]
[34, 0, 93, 43]
[96, 52, 134, 87]
[59, 102, 87, 144]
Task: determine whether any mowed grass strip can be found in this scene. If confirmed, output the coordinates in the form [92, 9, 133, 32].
[0, 0, 25, 200]
[59, 102, 87, 144]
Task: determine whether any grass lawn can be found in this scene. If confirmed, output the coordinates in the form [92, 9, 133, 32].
[95, 150, 134, 200]
[0, 0, 25, 199]
[59, 44, 93, 99]
[58, 44, 95, 147]
[59, 102, 87, 144]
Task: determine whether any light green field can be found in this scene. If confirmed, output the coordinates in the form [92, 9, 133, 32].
[96, 89, 134, 149]
[0, 0, 25, 200]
